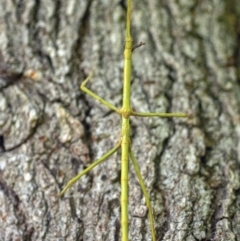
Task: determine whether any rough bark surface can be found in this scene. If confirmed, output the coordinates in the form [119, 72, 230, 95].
[0, 0, 240, 241]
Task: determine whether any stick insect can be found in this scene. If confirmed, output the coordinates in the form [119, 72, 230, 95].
[60, 0, 188, 240]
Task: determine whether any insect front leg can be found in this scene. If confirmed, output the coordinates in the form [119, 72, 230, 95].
[81, 72, 119, 113]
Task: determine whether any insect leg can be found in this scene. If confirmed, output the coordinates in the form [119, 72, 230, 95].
[81, 72, 119, 113]
[59, 141, 121, 196]
[129, 148, 156, 241]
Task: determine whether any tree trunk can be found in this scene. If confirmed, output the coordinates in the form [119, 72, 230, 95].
[0, 0, 240, 241]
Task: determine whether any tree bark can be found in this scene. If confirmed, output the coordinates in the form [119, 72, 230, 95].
[0, 0, 240, 241]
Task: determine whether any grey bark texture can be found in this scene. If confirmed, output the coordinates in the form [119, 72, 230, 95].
[0, 0, 240, 241]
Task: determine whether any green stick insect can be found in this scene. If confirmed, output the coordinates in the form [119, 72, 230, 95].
[60, 0, 188, 240]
